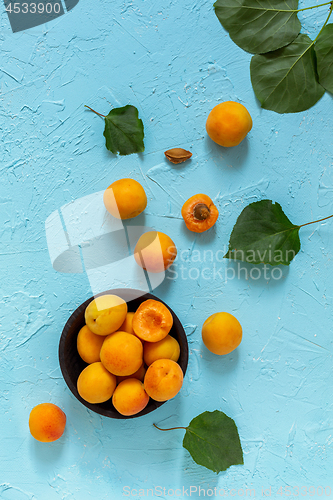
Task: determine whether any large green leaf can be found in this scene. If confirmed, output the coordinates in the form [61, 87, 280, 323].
[315, 24, 333, 94]
[224, 200, 301, 266]
[103, 105, 144, 155]
[214, 0, 301, 54]
[250, 34, 325, 113]
[183, 410, 243, 473]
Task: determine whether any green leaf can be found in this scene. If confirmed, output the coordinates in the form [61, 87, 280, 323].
[214, 0, 301, 54]
[250, 34, 325, 113]
[103, 105, 144, 155]
[183, 410, 243, 473]
[315, 24, 333, 94]
[224, 200, 301, 266]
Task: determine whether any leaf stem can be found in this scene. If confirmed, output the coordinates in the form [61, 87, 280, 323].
[312, 1, 333, 42]
[153, 423, 187, 432]
[299, 213, 333, 228]
[84, 105, 106, 118]
[297, 2, 332, 13]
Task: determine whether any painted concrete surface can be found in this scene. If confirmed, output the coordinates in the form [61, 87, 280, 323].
[1, 0, 333, 498]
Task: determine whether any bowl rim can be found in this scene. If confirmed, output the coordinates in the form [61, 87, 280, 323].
[59, 288, 189, 419]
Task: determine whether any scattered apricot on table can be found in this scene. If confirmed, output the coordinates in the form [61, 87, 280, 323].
[134, 231, 177, 273]
[77, 362, 117, 404]
[144, 358, 184, 402]
[29, 403, 66, 443]
[181, 194, 219, 233]
[112, 378, 150, 416]
[202, 312, 242, 355]
[132, 299, 173, 342]
[206, 101, 252, 147]
[103, 178, 147, 219]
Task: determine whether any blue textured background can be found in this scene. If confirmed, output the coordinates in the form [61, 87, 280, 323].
[1, 0, 333, 498]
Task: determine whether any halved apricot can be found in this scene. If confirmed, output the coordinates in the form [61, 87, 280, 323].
[132, 299, 173, 342]
[181, 194, 219, 233]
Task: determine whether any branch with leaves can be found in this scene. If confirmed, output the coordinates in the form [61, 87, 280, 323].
[214, 0, 333, 113]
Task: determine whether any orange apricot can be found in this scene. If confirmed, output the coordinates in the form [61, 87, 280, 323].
[144, 359, 183, 402]
[77, 362, 117, 404]
[206, 101, 252, 147]
[77, 325, 105, 364]
[100, 331, 143, 376]
[134, 231, 177, 273]
[29, 403, 66, 442]
[112, 379, 149, 416]
[103, 178, 147, 220]
[181, 193, 219, 233]
[202, 312, 242, 355]
[84, 294, 128, 336]
[119, 311, 135, 336]
[143, 335, 180, 366]
[117, 362, 146, 384]
[132, 299, 173, 342]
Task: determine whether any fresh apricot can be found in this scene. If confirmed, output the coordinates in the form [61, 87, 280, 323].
[181, 194, 219, 233]
[77, 362, 117, 404]
[103, 178, 147, 220]
[206, 101, 252, 147]
[112, 379, 149, 416]
[134, 231, 177, 273]
[29, 403, 66, 442]
[100, 331, 143, 376]
[117, 362, 146, 384]
[143, 335, 180, 366]
[77, 325, 105, 364]
[119, 311, 135, 336]
[202, 312, 242, 355]
[132, 299, 173, 342]
[144, 359, 183, 402]
[85, 294, 128, 336]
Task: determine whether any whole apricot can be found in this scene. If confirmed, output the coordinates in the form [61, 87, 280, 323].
[117, 362, 146, 384]
[112, 378, 149, 416]
[206, 101, 252, 147]
[119, 311, 135, 336]
[85, 294, 128, 336]
[202, 312, 242, 355]
[144, 359, 183, 402]
[100, 331, 143, 376]
[143, 335, 180, 366]
[103, 178, 147, 220]
[29, 403, 66, 442]
[77, 362, 117, 404]
[134, 231, 177, 273]
[181, 194, 219, 233]
[132, 299, 173, 342]
[77, 325, 105, 364]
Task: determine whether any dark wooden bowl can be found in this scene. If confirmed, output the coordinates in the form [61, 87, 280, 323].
[59, 288, 188, 419]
